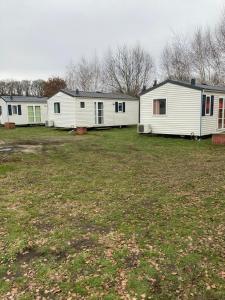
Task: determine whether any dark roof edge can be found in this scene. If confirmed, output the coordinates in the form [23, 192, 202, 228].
[139, 79, 203, 96]
[0, 96, 48, 102]
[60, 89, 139, 100]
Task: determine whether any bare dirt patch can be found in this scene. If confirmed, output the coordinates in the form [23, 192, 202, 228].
[69, 237, 98, 251]
[16, 247, 43, 264]
[0, 136, 87, 154]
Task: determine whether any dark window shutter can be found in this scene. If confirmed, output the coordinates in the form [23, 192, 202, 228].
[210, 96, 214, 116]
[8, 105, 12, 115]
[115, 102, 118, 113]
[18, 105, 22, 115]
[123, 102, 125, 113]
[202, 95, 206, 116]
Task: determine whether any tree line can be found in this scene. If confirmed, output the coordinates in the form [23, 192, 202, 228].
[1, 12, 225, 97]
[0, 78, 66, 98]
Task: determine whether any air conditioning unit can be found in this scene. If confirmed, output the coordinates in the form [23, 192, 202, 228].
[45, 120, 54, 127]
[137, 124, 152, 134]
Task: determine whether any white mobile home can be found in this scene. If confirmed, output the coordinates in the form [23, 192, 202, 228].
[47, 89, 139, 128]
[139, 79, 225, 137]
[0, 96, 48, 126]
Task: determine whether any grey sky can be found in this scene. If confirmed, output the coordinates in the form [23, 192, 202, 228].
[0, 0, 224, 80]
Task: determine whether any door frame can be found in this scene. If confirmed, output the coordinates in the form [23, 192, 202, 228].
[94, 101, 104, 125]
[218, 97, 225, 130]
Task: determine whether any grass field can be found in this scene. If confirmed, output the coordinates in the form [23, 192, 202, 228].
[0, 126, 225, 299]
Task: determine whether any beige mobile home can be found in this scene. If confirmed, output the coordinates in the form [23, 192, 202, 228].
[47, 89, 139, 128]
[139, 79, 225, 137]
[0, 96, 48, 126]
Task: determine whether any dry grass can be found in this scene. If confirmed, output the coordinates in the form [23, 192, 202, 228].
[0, 126, 225, 299]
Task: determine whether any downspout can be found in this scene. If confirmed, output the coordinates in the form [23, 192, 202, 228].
[200, 90, 204, 138]
[138, 97, 140, 124]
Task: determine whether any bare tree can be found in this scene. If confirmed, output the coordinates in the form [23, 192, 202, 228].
[65, 55, 102, 91]
[215, 11, 225, 83]
[30, 79, 45, 96]
[205, 28, 222, 84]
[191, 28, 210, 82]
[65, 61, 77, 90]
[0, 81, 7, 95]
[103, 44, 155, 96]
[21, 80, 31, 96]
[161, 35, 191, 81]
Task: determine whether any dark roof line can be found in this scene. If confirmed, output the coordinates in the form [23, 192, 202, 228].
[140, 79, 225, 95]
[60, 89, 138, 100]
[1, 96, 48, 103]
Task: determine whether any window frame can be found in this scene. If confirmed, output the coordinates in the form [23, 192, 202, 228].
[12, 105, 18, 115]
[153, 98, 167, 116]
[118, 102, 123, 112]
[205, 96, 211, 116]
[202, 94, 214, 117]
[54, 102, 60, 114]
[218, 97, 225, 130]
[80, 101, 85, 109]
[115, 101, 125, 113]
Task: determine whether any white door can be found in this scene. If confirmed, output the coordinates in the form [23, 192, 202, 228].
[94, 102, 104, 125]
[218, 98, 225, 129]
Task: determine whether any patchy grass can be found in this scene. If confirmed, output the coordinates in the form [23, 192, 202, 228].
[0, 126, 225, 299]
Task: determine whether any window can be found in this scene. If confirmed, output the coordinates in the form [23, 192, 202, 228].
[35, 106, 41, 122]
[80, 102, 85, 108]
[205, 96, 211, 115]
[202, 95, 214, 116]
[218, 98, 225, 129]
[12, 105, 17, 114]
[153, 99, 166, 115]
[54, 102, 60, 113]
[28, 106, 41, 123]
[0, 106, 2, 116]
[95, 102, 104, 124]
[8, 105, 22, 115]
[115, 102, 125, 113]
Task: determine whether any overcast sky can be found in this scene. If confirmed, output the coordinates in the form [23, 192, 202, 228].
[0, 0, 224, 80]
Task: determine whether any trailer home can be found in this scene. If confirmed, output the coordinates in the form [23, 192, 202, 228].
[47, 89, 139, 128]
[0, 96, 48, 126]
[139, 79, 225, 137]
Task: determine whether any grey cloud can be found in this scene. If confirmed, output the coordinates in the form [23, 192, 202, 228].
[0, 0, 223, 79]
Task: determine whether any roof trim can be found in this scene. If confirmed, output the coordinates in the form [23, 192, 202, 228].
[59, 89, 139, 100]
[0, 96, 48, 103]
[140, 79, 203, 95]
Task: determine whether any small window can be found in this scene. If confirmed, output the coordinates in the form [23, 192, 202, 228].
[0, 106, 2, 116]
[202, 95, 214, 116]
[54, 102, 60, 113]
[115, 101, 125, 113]
[118, 102, 123, 112]
[153, 99, 166, 115]
[80, 102, 85, 108]
[205, 96, 211, 115]
[12, 105, 18, 115]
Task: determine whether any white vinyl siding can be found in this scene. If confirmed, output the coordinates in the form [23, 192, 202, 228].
[47, 92, 76, 128]
[47, 92, 139, 128]
[74, 98, 139, 128]
[0, 99, 7, 125]
[140, 82, 202, 136]
[201, 92, 224, 136]
[0, 99, 47, 125]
